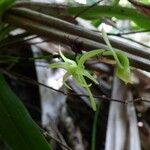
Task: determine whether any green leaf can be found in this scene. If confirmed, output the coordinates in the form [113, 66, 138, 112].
[0, 74, 51, 150]
[0, 0, 17, 41]
[91, 19, 102, 27]
[0, 0, 16, 16]
[67, 5, 150, 29]
[112, 0, 120, 5]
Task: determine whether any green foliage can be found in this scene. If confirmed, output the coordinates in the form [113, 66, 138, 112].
[139, 0, 150, 3]
[67, 5, 150, 29]
[0, 2, 52, 149]
[112, 0, 120, 5]
[0, 75, 51, 150]
[0, 0, 16, 17]
[0, 0, 17, 40]
[91, 19, 102, 27]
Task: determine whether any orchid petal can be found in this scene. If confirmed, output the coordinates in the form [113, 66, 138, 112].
[83, 70, 99, 85]
[115, 51, 131, 84]
[63, 72, 72, 89]
[78, 49, 104, 67]
[74, 75, 92, 88]
[59, 50, 76, 65]
[49, 62, 70, 70]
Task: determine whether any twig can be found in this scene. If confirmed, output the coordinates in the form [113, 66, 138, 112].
[0, 68, 65, 95]
[0, 32, 38, 49]
[3, 8, 150, 71]
[108, 29, 150, 36]
[0, 68, 149, 105]
[92, 29, 150, 49]
[40, 128, 72, 150]
[117, 35, 150, 49]
[73, 0, 103, 19]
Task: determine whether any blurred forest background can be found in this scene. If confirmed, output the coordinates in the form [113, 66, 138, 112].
[0, 0, 150, 150]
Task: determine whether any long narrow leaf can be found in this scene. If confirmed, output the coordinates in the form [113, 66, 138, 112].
[67, 5, 150, 29]
[0, 74, 51, 150]
[0, 0, 16, 16]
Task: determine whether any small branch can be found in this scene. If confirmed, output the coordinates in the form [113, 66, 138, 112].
[2, 8, 149, 71]
[0, 68, 65, 95]
[40, 128, 72, 150]
[73, 0, 103, 19]
[0, 68, 149, 105]
[2, 10, 150, 71]
[108, 29, 150, 35]
[5, 7, 150, 60]
[117, 35, 150, 49]
[0, 32, 38, 49]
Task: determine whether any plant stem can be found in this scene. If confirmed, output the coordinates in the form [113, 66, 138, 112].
[91, 104, 101, 150]
[81, 75, 96, 111]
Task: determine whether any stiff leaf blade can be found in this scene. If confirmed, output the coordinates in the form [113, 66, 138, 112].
[0, 74, 51, 150]
[0, 0, 16, 16]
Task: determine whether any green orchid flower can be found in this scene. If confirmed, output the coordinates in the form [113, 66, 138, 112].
[49, 30, 131, 111]
[49, 50, 105, 111]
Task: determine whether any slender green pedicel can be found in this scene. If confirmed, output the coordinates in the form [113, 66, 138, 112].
[101, 28, 131, 84]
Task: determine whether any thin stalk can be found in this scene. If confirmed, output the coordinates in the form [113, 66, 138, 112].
[1, 68, 150, 104]
[73, 0, 103, 19]
[91, 104, 101, 150]
[81, 75, 96, 111]
[108, 29, 150, 35]
[0, 32, 35, 49]
[118, 35, 150, 49]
